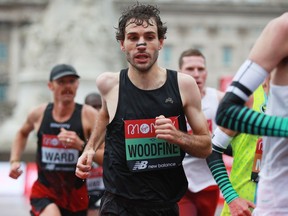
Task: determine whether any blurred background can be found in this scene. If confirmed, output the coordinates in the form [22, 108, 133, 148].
[0, 0, 286, 215]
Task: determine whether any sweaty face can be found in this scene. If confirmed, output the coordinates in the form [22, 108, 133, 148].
[120, 18, 163, 73]
[180, 56, 207, 93]
[50, 76, 79, 103]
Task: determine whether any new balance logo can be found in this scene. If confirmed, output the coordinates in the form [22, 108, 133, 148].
[132, 161, 148, 171]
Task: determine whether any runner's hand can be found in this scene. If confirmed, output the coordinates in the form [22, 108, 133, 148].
[75, 148, 95, 179]
[9, 161, 23, 179]
[229, 197, 255, 216]
[58, 127, 84, 150]
[155, 115, 178, 143]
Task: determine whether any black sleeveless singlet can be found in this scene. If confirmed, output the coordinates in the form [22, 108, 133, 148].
[103, 69, 188, 203]
[36, 103, 85, 188]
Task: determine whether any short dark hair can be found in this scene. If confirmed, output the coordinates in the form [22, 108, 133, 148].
[178, 49, 206, 69]
[115, 2, 167, 41]
[85, 92, 102, 110]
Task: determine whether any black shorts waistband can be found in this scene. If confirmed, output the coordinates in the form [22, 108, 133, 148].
[104, 191, 177, 209]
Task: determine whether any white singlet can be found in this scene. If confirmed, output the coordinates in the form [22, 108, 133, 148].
[253, 84, 288, 215]
[183, 87, 218, 192]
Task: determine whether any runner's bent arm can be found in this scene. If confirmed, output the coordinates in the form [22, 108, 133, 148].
[76, 72, 116, 179]
[180, 73, 211, 158]
[155, 73, 211, 158]
[76, 99, 109, 179]
[9, 105, 44, 179]
[216, 13, 288, 137]
[83, 103, 104, 165]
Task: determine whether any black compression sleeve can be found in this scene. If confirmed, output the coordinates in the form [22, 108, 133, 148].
[206, 145, 239, 204]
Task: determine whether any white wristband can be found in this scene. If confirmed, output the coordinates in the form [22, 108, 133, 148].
[227, 59, 268, 101]
[212, 127, 233, 149]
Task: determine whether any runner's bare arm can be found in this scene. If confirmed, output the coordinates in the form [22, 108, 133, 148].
[155, 73, 211, 158]
[76, 72, 116, 179]
[9, 104, 45, 179]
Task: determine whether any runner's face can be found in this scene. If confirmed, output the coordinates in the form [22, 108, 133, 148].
[180, 56, 207, 93]
[120, 18, 163, 73]
[49, 76, 79, 103]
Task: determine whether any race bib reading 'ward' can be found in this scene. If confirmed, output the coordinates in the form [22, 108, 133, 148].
[124, 117, 182, 172]
[41, 134, 79, 171]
